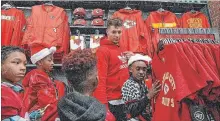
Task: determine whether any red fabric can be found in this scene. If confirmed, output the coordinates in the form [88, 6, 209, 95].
[180, 11, 210, 28]
[1, 8, 26, 46]
[145, 10, 179, 57]
[93, 37, 129, 104]
[180, 42, 216, 84]
[30, 44, 47, 56]
[191, 44, 219, 87]
[179, 42, 220, 102]
[112, 9, 150, 53]
[208, 44, 220, 78]
[200, 44, 218, 76]
[105, 109, 116, 121]
[22, 5, 70, 55]
[22, 69, 65, 116]
[1, 85, 25, 120]
[152, 44, 208, 121]
[41, 101, 59, 121]
[54, 80, 65, 99]
[145, 78, 152, 89]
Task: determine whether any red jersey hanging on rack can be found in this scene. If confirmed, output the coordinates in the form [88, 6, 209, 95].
[1, 8, 26, 46]
[70, 35, 86, 50]
[112, 9, 150, 54]
[22, 5, 70, 54]
[180, 11, 210, 28]
[145, 10, 180, 57]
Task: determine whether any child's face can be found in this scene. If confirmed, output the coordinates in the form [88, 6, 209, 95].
[38, 54, 54, 72]
[1, 52, 27, 83]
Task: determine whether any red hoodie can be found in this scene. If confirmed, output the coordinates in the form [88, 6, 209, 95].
[112, 9, 149, 54]
[145, 10, 179, 57]
[180, 11, 210, 28]
[93, 37, 129, 104]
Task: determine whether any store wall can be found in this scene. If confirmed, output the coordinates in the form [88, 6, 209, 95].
[208, 1, 220, 34]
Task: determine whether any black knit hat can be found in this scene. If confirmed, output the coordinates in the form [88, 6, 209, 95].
[58, 89, 106, 121]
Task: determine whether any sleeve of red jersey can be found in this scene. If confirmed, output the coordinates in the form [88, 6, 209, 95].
[111, 11, 119, 19]
[22, 14, 33, 45]
[202, 14, 210, 28]
[93, 47, 109, 104]
[144, 17, 153, 57]
[62, 13, 70, 54]
[11, 10, 26, 46]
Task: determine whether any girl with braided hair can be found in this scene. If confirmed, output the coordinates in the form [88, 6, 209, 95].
[1, 46, 28, 120]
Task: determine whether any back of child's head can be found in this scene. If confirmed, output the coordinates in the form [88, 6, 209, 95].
[62, 49, 97, 93]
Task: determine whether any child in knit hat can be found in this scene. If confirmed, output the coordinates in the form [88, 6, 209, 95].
[22, 45, 65, 121]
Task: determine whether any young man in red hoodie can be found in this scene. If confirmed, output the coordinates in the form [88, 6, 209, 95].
[93, 18, 133, 121]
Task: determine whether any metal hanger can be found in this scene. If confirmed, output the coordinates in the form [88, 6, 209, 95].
[124, 1, 132, 10]
[190, 4, 196, 14]
[158, 3, 165, 12]
[44, 1, 54, 6]
[1, 2, 14, 10]
[76, 29, 80, 36]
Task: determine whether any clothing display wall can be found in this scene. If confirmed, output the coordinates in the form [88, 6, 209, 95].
[1, 1, 219, 120]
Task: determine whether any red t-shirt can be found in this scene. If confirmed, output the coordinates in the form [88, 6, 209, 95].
[152, 43, 208, 121]
[112, 9, 149, 53]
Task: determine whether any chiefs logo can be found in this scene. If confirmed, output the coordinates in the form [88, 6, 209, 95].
[123, 20, 136, 29]
[96, 9, 101, 13]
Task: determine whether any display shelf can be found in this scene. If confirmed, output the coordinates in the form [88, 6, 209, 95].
[2, 1, 207, 13]
[70, 26, 107, 35]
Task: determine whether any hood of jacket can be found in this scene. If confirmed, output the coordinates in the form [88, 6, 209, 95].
[58, 88, 106, 121]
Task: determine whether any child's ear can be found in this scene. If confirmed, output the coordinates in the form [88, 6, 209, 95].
[36, 60, 42, 66]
